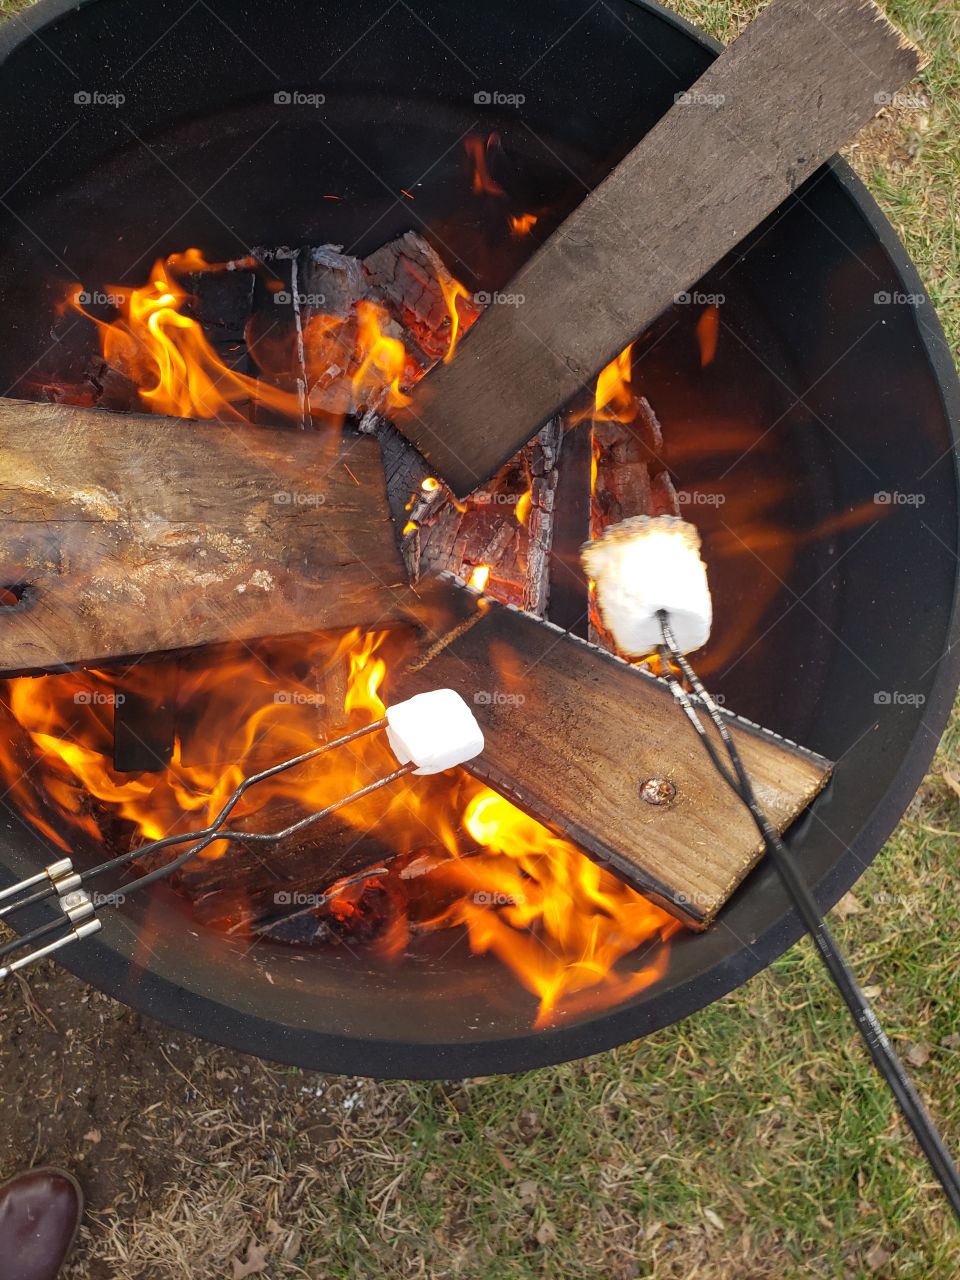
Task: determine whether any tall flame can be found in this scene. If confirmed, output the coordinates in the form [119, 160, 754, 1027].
[594, 342, 636, 422]
[69, 247, 479, 424]
[438, 273, 472, 364]
[68, 255, 303, 422]
[351, 300, 412, 410]
[696, 304, 720, 368]
[464, 133, 507, 196]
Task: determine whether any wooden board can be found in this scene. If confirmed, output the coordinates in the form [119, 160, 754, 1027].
[388, 576, 832, 928]
[0, 398, 410, 674]
[393, 0, 922, 495]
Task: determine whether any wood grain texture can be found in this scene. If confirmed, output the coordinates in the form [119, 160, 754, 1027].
[389, 577, 832, 928]
[0, 398, 410, 673]
[394, 0, 922, 496]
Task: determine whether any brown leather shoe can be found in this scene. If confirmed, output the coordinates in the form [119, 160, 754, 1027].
[0, 1168, 82, 1280]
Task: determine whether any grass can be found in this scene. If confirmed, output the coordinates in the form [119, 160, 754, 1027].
[0, 0, 958, 1277]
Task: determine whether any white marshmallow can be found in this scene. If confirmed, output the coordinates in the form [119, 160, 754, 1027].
[385, 689, 485, 775]
[580, 515, 712, 656]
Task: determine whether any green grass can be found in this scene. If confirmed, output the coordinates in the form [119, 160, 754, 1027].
[0, 0, 958, 1277]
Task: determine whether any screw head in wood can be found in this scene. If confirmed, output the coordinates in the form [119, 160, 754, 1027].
[639, 777, 677, 806]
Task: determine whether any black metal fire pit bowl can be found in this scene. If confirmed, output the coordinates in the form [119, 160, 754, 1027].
[0, 0, 957, 1079]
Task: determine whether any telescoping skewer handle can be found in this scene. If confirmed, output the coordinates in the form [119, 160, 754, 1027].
[657, 613, 960, 1223]
[0, 689, 485, 980]
[580, 514, 960, 1220]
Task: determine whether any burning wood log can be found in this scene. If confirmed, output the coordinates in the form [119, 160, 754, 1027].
[408, 417, 562, 613]
[361, 230, 484, 365]
[388, 575, 831, 929]
[175, 804, 399, 937]
[297, 233, 559, 610]
[590, 390, 680, 648]
[546, 423, 594, 637]
[0, 398, 409, 674]
[393, 0, 924, 495]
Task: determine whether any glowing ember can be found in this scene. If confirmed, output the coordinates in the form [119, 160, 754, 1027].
[464, 133, 506, 196]
[468, 564, 491, 593]
[510, 212, 538, 236]
[696, 304, 720, 368]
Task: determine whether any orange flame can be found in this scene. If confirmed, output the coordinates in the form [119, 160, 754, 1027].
[594, 342, 636, 422]
[68, 253, 303, 422]
[509, 212, 538, 236]
[515, 489, 532, 527]
[69, 247, 479, 425]
[696, 304, 720, 368]
[465, 133, 507, 196]
[438, 273, 472, 364]
[428, 790, 678, 1025]
[351, 300, 412, 410]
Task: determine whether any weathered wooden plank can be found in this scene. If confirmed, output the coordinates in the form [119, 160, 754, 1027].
[388, 576, 831, 928]
[0, 398, 410, 674]
[393, 0, 923, 495]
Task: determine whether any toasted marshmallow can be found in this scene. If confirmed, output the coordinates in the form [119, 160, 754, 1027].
[581, 515, 712, 656]
[385, 689, 485, 775]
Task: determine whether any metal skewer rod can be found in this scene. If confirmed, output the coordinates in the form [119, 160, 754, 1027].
[0, 719, 389, 920]
[657, 611, 960, 1222]
[0, 719, 405, 977]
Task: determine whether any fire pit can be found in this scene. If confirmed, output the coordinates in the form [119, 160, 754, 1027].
[0, 0, 957, 1079]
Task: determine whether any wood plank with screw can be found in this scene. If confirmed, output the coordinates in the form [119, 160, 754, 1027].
[388, 575, 832, 928]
